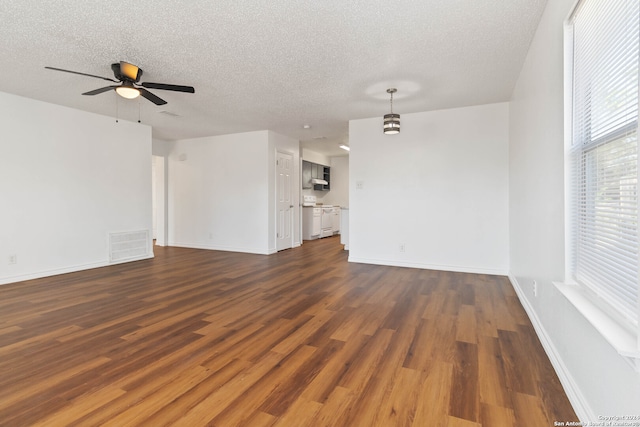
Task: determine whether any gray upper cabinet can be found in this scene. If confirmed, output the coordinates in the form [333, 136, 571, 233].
[302, 161, 312, 189]
[302, 160, 330, 191]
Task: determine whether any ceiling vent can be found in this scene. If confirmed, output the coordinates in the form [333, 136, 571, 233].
[158, 110, 181, 118]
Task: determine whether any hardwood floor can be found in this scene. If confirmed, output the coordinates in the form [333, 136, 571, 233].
[0, 237, 577, 426]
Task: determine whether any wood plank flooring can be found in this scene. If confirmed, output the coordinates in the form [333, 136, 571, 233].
[0, 237, 578, 426]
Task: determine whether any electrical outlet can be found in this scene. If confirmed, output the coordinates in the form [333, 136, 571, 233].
[399, 243, 406, 253]
[532, 280, 538, 297]
[8, 254, 17, 265]
[356, 181, 364, 190]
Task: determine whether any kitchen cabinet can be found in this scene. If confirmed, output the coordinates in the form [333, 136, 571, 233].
[302, 161, 312, 189]
[315, 166, 330, 191]
[302, 207, 321, 240]
[302, 160, 330, 191]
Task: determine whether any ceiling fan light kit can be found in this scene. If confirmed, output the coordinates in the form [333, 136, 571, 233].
[115, 84, 140, 99]
[45, 61, 195, 106]
[383, 88, 400, 135]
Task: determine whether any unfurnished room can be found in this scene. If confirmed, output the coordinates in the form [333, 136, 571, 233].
[0, 0, 639, 426]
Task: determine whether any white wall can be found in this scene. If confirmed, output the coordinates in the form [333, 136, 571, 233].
[0, 91, 152, 285]
[326, 156, 349, 208]
[168, 130, 300, 254]
[301, 148, 330, 166]
[152, 138, 171, 247]
[509, 0, 640, 419]
[152, 155, 167, 246]
[349, 102, 509, 275]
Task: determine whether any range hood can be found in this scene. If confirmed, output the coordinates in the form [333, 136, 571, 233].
[311, 178, 328, 185]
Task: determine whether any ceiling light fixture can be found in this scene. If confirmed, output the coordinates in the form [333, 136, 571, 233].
[383, 88, 400, 134]
[115, 83, 140, 99]
[339, 144, 350, 151]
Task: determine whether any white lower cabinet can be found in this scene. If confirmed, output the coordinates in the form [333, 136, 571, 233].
[303, 207, 321, 240]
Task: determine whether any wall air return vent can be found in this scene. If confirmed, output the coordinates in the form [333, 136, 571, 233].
[109, 230, 150, 263]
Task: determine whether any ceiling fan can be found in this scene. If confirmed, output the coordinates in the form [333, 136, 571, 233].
[45, 61, 195, 106]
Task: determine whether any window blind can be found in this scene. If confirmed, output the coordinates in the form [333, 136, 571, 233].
[570, 0, 639, 325]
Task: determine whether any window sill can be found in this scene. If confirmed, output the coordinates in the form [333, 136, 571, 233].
[554, 281, 640, 372]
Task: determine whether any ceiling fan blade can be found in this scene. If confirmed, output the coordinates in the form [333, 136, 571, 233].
[138, 88, 167, 105]
[141, 82, 195, 93]
[82, 85, 118, 96]
[120, 61, 142, 82]
[45, 66, 118, 82]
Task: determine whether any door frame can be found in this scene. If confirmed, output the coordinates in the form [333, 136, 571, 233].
[275, 149, 295, 251]
[152, 155, 167, 247]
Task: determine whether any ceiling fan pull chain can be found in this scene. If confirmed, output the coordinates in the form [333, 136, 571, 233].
[115, 92, 119, 123]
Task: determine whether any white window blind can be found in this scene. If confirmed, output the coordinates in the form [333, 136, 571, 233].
[570, 0, 639, 326]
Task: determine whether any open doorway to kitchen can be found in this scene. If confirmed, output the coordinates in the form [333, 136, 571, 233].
[299, 152, 349, 252]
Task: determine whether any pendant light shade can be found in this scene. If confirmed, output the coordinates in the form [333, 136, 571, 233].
[383, 113, 400, 134]
[115, 83, 140, 99]
[383, 88, 400, 134]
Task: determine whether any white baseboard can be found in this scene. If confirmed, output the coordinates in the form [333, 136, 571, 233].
[169, 242, 272, 255]
[508, 274, 594, 422]
[0, 255, 150, 286]
[347, 256, 508, 276]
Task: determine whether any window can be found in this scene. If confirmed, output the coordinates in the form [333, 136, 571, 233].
[568, 0, 639, 337]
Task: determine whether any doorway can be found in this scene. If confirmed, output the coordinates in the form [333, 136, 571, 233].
[276, 151, 294, 251]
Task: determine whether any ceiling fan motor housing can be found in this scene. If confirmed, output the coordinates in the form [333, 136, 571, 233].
[111, 62, 142, 82]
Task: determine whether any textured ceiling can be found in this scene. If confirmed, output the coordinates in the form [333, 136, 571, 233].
[0, 0, 547, 157]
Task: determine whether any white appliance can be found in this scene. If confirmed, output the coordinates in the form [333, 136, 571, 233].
[320, 205, 334, 238]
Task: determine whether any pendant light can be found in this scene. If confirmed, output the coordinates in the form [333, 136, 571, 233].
[383, 88, 400, 134]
